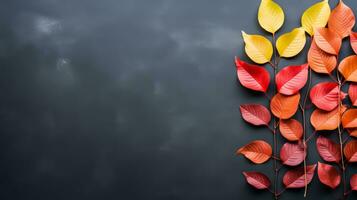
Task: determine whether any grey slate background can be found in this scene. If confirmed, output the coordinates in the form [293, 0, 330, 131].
[0, 0, 356, 199]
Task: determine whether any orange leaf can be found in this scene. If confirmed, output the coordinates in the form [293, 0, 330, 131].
[349, 83, 357, 106]
[339, 55, 357, 82]
[237, 140, 272, 164]
[279, 119, 303, 141]
[308, 38, 337, 74]
[328, 0, 355, 38]
[270, 93, 300, 119]
[314, 27, 341, 55]
[350, 32, 357, 54]
[342, 109, 357, 128]
[344, 140, 357, 162]
[310, 105, 347, 131]
[347, 128, 357, 137]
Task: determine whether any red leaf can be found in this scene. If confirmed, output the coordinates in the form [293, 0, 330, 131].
[280, 142, 306, 166]
[283, 164, 317, 188]
[316, 136, 341, 163]
[235, 58, 270, 92]
[242, 171, 271, 190]
[317, 162, 341, 189]
[310, 82, 345, 111]
[237, 140, 272, 164]
[276, 64, 308, 95]
[349, 83, 357, 106]
[240, 104, 271, 126]
[344, 140, 357, 162]
[351, 174, 357, 191]
[350, 32, 357, 55]
[279, 119, 303, 141]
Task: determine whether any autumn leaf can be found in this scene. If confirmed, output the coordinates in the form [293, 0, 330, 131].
[310, 82, 343, 111]
[280, 142, 306, 166]
[328, 0, 355, 38]
[342, 109, 357, 129]
[344, 140, 357, 162]
[276, 27, 306, 58]
[317, 162, 341, 189]
[237, 140, 272, 164]
[283, 164, 317, 188]
[240, 104, 271, 126]
[351, 174, 357, 191]
[301, 0, 330, 36]
[310, 105, 347, 131]
[270, 93, 300, 119]
[276, 64, 308, 95]
[242, 171, 271, 190]
[350, 32, 357, 54]
[316, 136, 341, 163]
[339, 55, 357, 82]
[347, 129, 357, 138]
[258, 0, 284, 34]
[241, 31, 273, 64]
[279, 119, 303, 141]
[235, 58, 270, 92]
[349, 83, 357, 106]
[314, 28, 341, 55]
[308, 38, 337, 74]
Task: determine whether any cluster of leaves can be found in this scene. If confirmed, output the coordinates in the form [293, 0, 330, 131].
[234, 0, 357, 199]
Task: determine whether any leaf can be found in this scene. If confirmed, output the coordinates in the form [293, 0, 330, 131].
[276, 64, 308, 95]
[339, 55, 357, 82]
[279, 119, 303, 141]
[328, 0, 355, 38]
[241, 31, 273, 64]
[349, 83, 357, 106]
[276, 27, 306, 58]
[240, 104, 271, 126]
[344, 140, 357, 162]
[310, 82, 342, 111]
[235, 58, 270, 92]
[351, 174, 357, 191]
[280, 142, 305, 166]
[342, 109, 357, 128]
[270, 93, 300, 119]
[308, 38, 337, 74]
[314, 28, 342, 55]
[310, 105, 347, 131]
[317, 162, 341, 189]
[316, 136, 341, 163]
[237, 140, 272, 164]
[258, 0, 284, 34]
[347, 128, 357, 137]
[350, 32, 357, 54]
[242, 171, 271, 190]
[283, 164, 317, 188]
[301, 0, 330, 36]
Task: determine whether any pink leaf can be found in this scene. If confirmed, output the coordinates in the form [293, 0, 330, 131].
[350, 32, 357, 55]
[242, 171, 271, 190]
[316, 136, 341, 163]
[283, 164, 317, 188]
[310, 82, 345, 111]
[240, 104, 271, 126]
[276, 64, 308, 95]
[235, 57, 270, 92]
[317, 162, 341, 189]
[351, 174, 357, 191]
[280, 142, 306, 166]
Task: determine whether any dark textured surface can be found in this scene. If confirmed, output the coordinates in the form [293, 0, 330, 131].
[0, 0, 356, 199]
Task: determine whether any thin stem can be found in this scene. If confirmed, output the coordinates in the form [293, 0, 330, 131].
[337, 68, 347, 199]
[271, 33, 279, 200]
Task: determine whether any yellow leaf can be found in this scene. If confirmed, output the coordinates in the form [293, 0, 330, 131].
[276, 27, 306, 58]
[301, 0, 330, 36]
[258, 0, 285, 34]
[241, 31, 273, 64]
